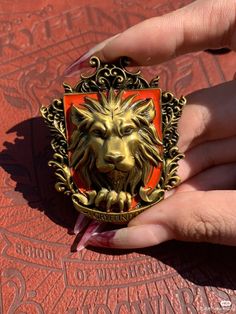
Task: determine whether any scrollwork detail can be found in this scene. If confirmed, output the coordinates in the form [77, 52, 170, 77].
[72, 57, 150, 92]
[41, 56, 186, 222]
[2, 268, 44, 313]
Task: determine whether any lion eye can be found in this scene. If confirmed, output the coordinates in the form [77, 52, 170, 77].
[122, 126, 134, 136]
[91, 129, 105, 138]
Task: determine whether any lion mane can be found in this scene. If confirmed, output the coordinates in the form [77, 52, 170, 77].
[69, 89, 162, 196]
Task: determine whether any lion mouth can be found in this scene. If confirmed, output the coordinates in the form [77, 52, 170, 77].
[106, 169, 127, 179]
[97, 163, 131, 173]
[96, 166, 130, 191]
[106, 170, 128, 191]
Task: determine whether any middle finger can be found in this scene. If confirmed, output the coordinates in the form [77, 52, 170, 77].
[178, 136, 236, 182]
[178, 80, 236, 152]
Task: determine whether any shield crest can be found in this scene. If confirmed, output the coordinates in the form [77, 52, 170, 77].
[41, 57, 186, 223]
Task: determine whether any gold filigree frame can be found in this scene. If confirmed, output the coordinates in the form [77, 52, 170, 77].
[41, 57, 186, 224]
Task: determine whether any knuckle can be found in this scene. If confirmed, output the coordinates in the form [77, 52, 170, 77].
[177, 211, 223, 243]
[192, 219, 220, 242]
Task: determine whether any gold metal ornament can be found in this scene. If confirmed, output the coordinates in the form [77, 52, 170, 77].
[41, 57, 186, 224]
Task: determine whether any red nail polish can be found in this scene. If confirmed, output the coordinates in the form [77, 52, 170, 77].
[87, 230, 117, 248]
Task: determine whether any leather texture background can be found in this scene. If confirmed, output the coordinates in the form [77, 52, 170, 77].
[1, 0, 236, 313]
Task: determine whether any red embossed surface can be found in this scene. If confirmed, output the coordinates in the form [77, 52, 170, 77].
[1, 1, 236, 313]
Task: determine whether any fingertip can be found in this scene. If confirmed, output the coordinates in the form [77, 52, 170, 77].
[88, 224, 173, 249]
[93, 0, 236, 65]
[63, 33, 121, 75]
[124, 224, 174, 248]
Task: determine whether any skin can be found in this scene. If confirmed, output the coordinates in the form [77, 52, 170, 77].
[65, 0, 236, 249]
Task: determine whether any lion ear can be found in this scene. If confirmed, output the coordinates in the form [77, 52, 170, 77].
[71, 105, 92, 126]
[133, 99, 155, 122]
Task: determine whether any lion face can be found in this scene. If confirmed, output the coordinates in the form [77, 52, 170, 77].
[69, 89, 162, 197]
[88, 110, 140, 173]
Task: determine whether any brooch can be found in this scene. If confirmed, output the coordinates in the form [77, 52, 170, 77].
[41, 57, 186, 225]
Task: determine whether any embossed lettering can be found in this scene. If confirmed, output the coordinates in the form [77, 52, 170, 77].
[197, 286, 211, 309]
[78, 286, 231, 314]
[15, 243, 22, 254]
[93, 304, 112, 314]
[145, 261, 155, 275]
[82, 304, 90, 314]
[76, 269, 86, 281]
[114, 301, 131, 314]
[0, 32, 18, 55]
[14, 243, 55, 261]
[136, 264, 145, 276]
[119, 268, 128, 279]
[44, 15, 67, 39]
[176, 288, 197, 313]
[210, 287, 232, 311]
[127, 264, 137, 278]
[20, 29, 34, 46]
[94, 261, 166, 283]
[131, 300, 142, 314]
[96, 268, 107, 281]
[144, 297, 161, 314]
[162, 295, 175, 314]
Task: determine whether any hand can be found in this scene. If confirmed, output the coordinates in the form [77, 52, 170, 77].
[65, 0, 236, 249]
[64, 0, 236, 75]
[87, 80, 236, 248]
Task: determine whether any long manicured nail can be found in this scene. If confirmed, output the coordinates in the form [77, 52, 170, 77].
[76, 220, 105, 251]
[87, 230, 117, 248]
[88, 224, 172, 249]
[73, 214, 91, 235]
[64, 33, 121, 76]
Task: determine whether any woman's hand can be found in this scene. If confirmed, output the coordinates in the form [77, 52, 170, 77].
[64, 0, 236, 75]
[87, 80, 236, 249]
[65, 0, 236, 249]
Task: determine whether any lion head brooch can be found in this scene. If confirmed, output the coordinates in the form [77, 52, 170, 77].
[41, 57, 186, 225]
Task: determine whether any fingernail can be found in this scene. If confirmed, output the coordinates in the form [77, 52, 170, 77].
[64, 33, 121, 76]
[76, 220, 105, 251]
[88, 224, 172, 249]
[73, 213, 90, 235]
[87, 230, 118, 248]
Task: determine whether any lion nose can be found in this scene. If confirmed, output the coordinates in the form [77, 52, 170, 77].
[105, 154, 125, 163]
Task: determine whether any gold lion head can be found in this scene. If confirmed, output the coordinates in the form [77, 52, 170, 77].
[69, 89, 162, 197]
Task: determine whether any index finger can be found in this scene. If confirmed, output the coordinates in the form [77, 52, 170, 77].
[65, 0, 236, 76]
[98, 0, 236, 65]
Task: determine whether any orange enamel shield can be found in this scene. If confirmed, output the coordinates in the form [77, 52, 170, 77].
[41, 56, 185, 224]
[64, 88, 162, 211]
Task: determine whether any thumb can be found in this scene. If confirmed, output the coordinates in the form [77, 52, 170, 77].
[87, 191, 236, 249]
